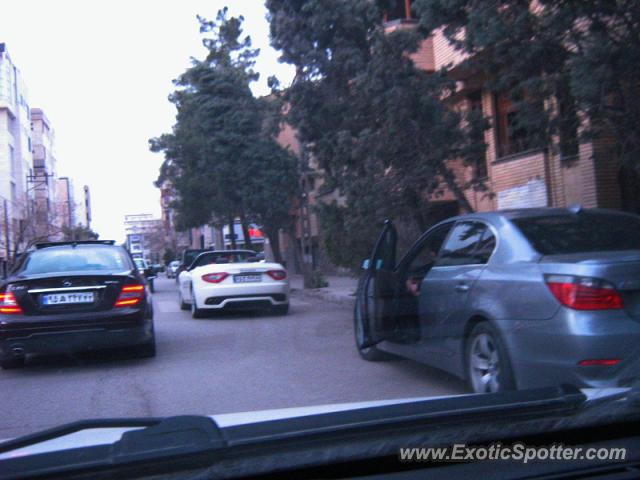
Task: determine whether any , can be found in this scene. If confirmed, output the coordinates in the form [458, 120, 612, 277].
[177, 250, 290, 318]
[0, 241, 156, 369]
[355, 208, 640, 393]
